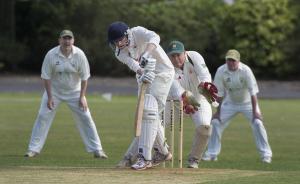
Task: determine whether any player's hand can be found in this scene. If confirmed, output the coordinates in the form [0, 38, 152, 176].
[140, 71, 156, 84]
[198, 82, 219, 104]
[79, 96, 88, 112]
[253, 111, 263, 120]
[183, 104, 197, 114]
[182, 90, 200, 109]
[47, 97, 54, 110]
[212, 111, 221, 121]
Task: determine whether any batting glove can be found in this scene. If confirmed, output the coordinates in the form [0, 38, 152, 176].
[139, 52, 150, 68]
[144, 58, 156, 72]
[140, 71, 156, 84]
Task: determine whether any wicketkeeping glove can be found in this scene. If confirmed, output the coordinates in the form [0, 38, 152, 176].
[198, 82, 219, 104]
[140, 71, 156, 84]
[182, 90, 200, 110]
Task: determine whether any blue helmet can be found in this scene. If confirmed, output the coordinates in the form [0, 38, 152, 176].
[107, 21, 129, 44]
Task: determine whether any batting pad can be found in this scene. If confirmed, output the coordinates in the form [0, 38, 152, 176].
[138, 94, 159, 160]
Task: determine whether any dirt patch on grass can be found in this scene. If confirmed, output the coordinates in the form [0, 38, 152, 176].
[0, 166, 273, 184]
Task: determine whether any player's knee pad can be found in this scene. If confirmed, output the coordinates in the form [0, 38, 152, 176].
[196, 125, 212, 138]
[143, 94, 158, 121]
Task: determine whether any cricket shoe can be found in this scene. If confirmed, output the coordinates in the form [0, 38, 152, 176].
[152, 150, 172, 167]
[116, 157, 132, 168]
[201, 154, 218, 161]
[24, 150, 39, 158]
[94, 150, 108, 159]
[131, 154, 152, 171]
[262, 157, 272, 164]
[187, 158, 199, 169]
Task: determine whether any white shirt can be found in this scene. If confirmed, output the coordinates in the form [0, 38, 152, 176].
[115, 26, 174, 75]
[169, 51, 211, 101]
[41, 45, 90, 97]
[214, 62, 259, 104]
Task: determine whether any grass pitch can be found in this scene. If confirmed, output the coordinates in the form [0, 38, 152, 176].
[0, 93, 299, 184]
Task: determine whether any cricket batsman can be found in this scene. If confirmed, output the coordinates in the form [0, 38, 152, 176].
[107, 21, 176, 170]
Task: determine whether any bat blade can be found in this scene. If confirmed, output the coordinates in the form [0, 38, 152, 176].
[134, 83, 147, 137]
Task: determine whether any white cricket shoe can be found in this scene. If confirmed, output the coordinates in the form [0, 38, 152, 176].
[94, 150, 108, 159]
[24, 150, 39, 158]
[152, 150, 172, 167]
[262, 157, 272, 164]
[116, 157, 132, 168]
[201, 154, 218, 161]
[131, 154, 152, 170]
[187, 158, 199, 169]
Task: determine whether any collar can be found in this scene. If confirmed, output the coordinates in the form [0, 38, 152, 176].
[56, 45, 76, 58]
[224, 62, 243, 74]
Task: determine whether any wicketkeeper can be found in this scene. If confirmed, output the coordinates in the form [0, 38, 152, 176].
[166, 40, 217, 168]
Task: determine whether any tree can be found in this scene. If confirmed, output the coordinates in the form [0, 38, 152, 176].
[218, 0, 295, 78]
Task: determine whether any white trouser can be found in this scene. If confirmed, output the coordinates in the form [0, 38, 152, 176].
[190, 98, 212, 127]
[27, 92, 103, 153]
[205, 101, 272, 158]
[138, 71, 174, 160]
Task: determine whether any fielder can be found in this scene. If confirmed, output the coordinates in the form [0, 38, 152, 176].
[25, 30, 107, 159]
[108, 22, 204, 170]
[166, 41, 217, 168]
[202, 49, 273, 163]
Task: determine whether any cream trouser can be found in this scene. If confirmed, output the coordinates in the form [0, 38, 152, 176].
[27, 92, 103, 153]
[205, 101, 272, 159]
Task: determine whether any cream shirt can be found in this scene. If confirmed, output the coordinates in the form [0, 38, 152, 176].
[169, 51, 212, 101]
[41, 45, 90, 98]
[115, 26, 174, 75]
[214, 62, 259, 104]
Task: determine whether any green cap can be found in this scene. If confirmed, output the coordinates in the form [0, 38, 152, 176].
[225, 49, 240, 61]
[167, 40, 185, 55]
[60, 30, 74, 38]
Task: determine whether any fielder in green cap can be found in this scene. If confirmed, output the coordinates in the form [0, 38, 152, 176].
[202, 49, 273, 163]
[24, 29, 108, 160]
[166, 40, 219, 168]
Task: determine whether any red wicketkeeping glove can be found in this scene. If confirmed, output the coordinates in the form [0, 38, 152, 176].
[199, 82, 219, 103]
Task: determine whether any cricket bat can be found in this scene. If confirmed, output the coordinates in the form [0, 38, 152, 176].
[134, 82, 147, 137]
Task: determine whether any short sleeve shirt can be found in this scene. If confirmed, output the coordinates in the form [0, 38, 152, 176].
[41, 46, 90, 97]
[214, 62, 259, 104]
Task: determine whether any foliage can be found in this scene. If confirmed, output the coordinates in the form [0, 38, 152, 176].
[218, 0, 295, 78]
[1, 0, 298, 79]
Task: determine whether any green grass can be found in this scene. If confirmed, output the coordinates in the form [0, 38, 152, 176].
[0, 93, 299, 183]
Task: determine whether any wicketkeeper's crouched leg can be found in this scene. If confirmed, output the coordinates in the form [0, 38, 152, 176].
[188, 125, 212, 161]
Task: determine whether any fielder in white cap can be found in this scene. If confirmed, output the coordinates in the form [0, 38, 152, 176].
[202, 49, 273, 163]
[25, 29, 107, 159]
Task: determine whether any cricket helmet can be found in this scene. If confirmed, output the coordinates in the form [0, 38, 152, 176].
[107, 21, 129, 44]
